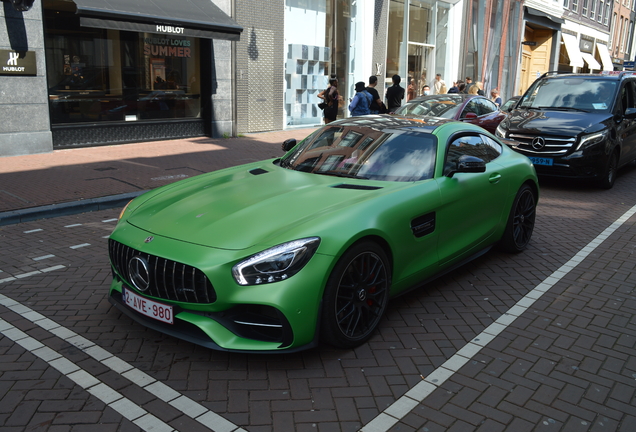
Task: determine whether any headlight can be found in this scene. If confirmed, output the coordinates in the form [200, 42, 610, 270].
[576, 130, 608, 151]
[232, 237, 321, 286]
[118, 200, 133, 222]
[495, 123, 507, 138]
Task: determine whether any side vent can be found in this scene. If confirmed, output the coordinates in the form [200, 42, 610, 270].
[411, 213, 435, 238]
[249, 168, 269, 175]
[332, 184, 383, 190]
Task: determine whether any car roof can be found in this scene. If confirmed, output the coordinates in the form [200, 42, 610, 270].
[329, 114, 455, 134]
[540, 72, 636, 81]
[407, 94, 483, 104]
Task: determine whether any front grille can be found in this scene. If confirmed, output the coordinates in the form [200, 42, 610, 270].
[509, 133, 576, 156]
[109, 239, 216, 304]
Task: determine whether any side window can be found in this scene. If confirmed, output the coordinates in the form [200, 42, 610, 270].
[444, 134, 502, 176]
[461, 100, 479, 118]
[622, 82, 635, 112]
[477, 98, 498, 115]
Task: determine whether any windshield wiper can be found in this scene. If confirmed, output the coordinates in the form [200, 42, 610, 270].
[317, 171, 369, 180]
[536, 106, 590, 112]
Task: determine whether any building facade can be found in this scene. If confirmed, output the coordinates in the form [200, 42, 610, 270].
[561, 0, 613, 75]
[1, 0, 242, 156]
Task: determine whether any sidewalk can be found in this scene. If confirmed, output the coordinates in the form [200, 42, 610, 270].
[0, 128, 316, 225]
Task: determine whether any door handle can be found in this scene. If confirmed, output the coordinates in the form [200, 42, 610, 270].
[489, 173, 502, 183]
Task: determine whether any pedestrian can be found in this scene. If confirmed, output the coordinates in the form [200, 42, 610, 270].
[468, 81, 484, 96]
[490, 89, 502, 106]
[349, 81, 372, 116]
[447, 81, 460, 94]
[318, 76, 339, 124]
[385, 74, 405, 112]
[407, 78, 417, 101]
[458, 82, 466, 93]
[366, 76, 386, 114]
[434, 73, 446, 94]
[464, 77, 473, 93]
[421, 85, 431, 96]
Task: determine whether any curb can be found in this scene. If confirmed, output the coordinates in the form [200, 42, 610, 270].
[0, 191, 148, 226]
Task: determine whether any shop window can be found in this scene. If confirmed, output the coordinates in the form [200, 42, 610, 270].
[44, 2, 201, 125]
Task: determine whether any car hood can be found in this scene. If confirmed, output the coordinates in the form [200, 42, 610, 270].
[506, 109, 612, 136]
[126, 162, 392, 250]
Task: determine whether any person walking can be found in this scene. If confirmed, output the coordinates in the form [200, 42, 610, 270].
[318, 76, 339, 124]
[349, 81, 373, 116]
[366, 76, 385, 114]
[385, 74, 405, 113]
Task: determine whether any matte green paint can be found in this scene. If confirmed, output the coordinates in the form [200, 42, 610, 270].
[109, 119, 538, 352]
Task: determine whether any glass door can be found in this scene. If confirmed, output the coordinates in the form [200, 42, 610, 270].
[408, 42, 434, 99]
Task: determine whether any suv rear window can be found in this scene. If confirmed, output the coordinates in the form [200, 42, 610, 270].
[519, 77, 618, 112]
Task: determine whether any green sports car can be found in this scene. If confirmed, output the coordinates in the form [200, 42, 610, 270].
[108, 115, 538, 352]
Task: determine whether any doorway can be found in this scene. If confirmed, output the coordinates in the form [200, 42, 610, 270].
[408, 42, 434, 99]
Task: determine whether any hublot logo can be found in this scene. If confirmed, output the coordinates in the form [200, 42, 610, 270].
[157, 25, 185, 34]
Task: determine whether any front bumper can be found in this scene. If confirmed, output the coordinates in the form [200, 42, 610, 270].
[108, 222, 331, 352]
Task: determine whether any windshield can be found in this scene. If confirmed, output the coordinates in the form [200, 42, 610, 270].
[395, 96, 463, 119]
[519, 77, 617, 112]
[280, 125, 437, 182]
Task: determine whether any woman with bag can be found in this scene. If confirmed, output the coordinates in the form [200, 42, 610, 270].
[318, 76, 339, 124]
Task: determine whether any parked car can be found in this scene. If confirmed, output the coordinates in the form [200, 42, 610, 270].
[108, 116, 538, 353]
[500, 95, 520, 113]
[393, 94, 506, 134]
[495, 71, 636, 188]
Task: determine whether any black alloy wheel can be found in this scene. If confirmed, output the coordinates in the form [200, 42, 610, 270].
[321, 242, 390, 348]
[499, 184, 536, 253]
[599, 150, 618, 189]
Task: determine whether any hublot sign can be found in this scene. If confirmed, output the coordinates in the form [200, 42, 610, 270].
[0, 50, 37, 76]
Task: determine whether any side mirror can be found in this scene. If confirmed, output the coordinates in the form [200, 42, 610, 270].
[282, 138, 297, 152]
[625, 107, 636, 120]
[447, 155, 486, 177]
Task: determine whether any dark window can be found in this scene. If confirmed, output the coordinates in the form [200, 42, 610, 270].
[44, 2, 201, 125]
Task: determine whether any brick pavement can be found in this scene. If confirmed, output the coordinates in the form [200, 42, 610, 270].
[0, 128, 316, 216]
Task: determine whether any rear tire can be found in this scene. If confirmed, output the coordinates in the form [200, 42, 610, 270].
[321, 241, 390, 349]
[498, 184, 536, 253]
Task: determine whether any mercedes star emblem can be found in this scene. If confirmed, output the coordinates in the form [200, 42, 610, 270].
[128, 256, 151, 292]
[531, 136, 546, 150]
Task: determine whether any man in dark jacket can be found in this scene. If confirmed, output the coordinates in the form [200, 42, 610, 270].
[385, 74, 405, 112]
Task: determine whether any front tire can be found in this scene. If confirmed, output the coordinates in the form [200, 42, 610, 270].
[321, 242, 390, 349]
[599, 150, 618, 189]
[499, 184, 536, 253]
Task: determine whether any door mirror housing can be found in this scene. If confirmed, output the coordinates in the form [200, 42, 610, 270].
[282, 138, 297, 152]
[447, 155, 487, 177]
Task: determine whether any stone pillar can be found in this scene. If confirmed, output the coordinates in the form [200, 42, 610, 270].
[0, 0, 53, 156]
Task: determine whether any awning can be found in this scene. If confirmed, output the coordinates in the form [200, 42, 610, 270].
[73, 0, 242, 41]
[562, 34, 584, 69]
[581, 52, 601, 70]
[525, 6, 565, 24]
[596, 43, 614, 71]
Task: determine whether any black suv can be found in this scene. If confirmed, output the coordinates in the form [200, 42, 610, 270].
[495, 72, 636, 188]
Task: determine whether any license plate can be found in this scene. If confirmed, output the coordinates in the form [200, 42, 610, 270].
[528, 156, 553, 166]
[122, 288, 173, 324]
